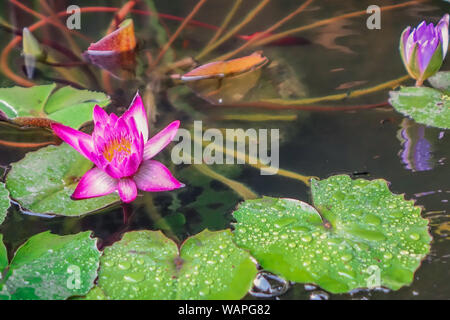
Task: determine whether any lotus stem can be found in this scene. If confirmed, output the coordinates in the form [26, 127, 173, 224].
[106, 0, 138, 34]
[215, 0, 314, 61]
[191, 129, 314, 186]
[252, 0, 424, 48]
[9, 0, 90, 42]
[195, 0, 271, 60]
[204, 0, 243, 48]
[151, 0, 209, 69]
[261, 75, 409, 105]
[38, 0, 85, 56]
[220, 101, 391, 111]
[193, 163, 258, 200]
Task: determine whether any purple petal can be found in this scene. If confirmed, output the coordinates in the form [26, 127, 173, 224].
[51, 123, 95, 162]
[93, 105, 109, 126]
[417, 38, 438, 73]
[143, 121, 180, 160]
[415, 21, 427, 40]
[118, 178, 137, 203]
[134, 160, 184, 192]
[72, 167, 118, 200]
[401, 26, 411, 59]
[405, 30, 416, 63]
[122, 92, 149, 143]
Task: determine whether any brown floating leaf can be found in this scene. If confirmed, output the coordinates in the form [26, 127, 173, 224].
[86, 19, 136, 53]
[181, 51, 268, 81]
[83, 50, 136, 80]
[187, 69, 261, 104]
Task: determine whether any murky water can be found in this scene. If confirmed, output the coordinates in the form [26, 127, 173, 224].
[0, 0, 448, 299]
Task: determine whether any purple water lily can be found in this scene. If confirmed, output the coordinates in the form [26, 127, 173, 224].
[400, 14, 448, 86]
[51, 92, 184, 203]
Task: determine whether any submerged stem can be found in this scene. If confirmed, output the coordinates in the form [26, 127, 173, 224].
[261, 75, 409, 105]
[214, 0, 314, 61]
[193, 163, 258, 200]
[195, 0, 271, 60]
[152, 0, 209, 68]
[190, 130, 314, 186]
[204, 0, 243, 49]
[252, 0, 424, 48]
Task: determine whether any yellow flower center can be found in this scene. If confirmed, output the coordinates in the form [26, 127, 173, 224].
[102, 137, 132, 162]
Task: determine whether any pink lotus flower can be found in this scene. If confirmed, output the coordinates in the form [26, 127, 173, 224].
[51, 93, 184, 203]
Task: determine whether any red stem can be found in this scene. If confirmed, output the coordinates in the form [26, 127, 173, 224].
[219, 101, 391, 111]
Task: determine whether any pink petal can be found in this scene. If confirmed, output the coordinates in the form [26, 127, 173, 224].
[103, 164, 123, 180]
[134, 160, 184, 192]
[143, 121, 180, 160]
[118, 178, 137, 203]
[109, 113, 119, 126]
[93, 105, 109, 126]
[120, 153, 141, 177]
[122, 92, 149, 143]
[51, 123, 95, 162]
[72, 167, 118, 200]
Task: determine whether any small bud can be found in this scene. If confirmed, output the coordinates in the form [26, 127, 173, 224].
[400, 14, 449, 86]
[22, 28, 45, 79]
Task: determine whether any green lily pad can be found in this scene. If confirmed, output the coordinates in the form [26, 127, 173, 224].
[233, 175, 431, 294]
[0, 235, 8, 275]
[90, 229, 257, 300]
[389, 86, 450, 129]
[0, 183, 10, 226]
[428, 71, 450, 92]
[0, 231, 101, 300]
[6, 143, 119, 216]
[0, 83, 110, 129]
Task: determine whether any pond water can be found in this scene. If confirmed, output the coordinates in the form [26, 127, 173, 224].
[0, 0, 448, 299]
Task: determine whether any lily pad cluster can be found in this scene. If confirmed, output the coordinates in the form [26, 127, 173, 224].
[0, 231, 100, 300]
[0, 83, 433, 298]
[2, 166, 432, 298]
[389, 71, 450, 129]
[233, 175, 431, 293]
[0, 83, 110, 129]
[84, 229, 257, 300]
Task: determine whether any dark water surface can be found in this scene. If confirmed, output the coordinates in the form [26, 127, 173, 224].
[0, 0, 448, 299]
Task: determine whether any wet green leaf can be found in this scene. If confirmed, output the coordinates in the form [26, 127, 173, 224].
[6, 143, 119, 216]
[0, 183, 10, 226]
[0, 83, 110, 129]
[73, 286, 108, 300]
[0, 231, 101, 300]
[89, 229, 257, 299]
[428, 71, 450, 92]
[389, 86, 450, 129]
[0, 235, 7, 274]
[233, 175, 431, 294]
[154, 165, 243, 236]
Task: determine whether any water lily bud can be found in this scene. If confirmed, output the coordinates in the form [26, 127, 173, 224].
[400, 14, 449, 86]
[22, 28, 46, 79]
